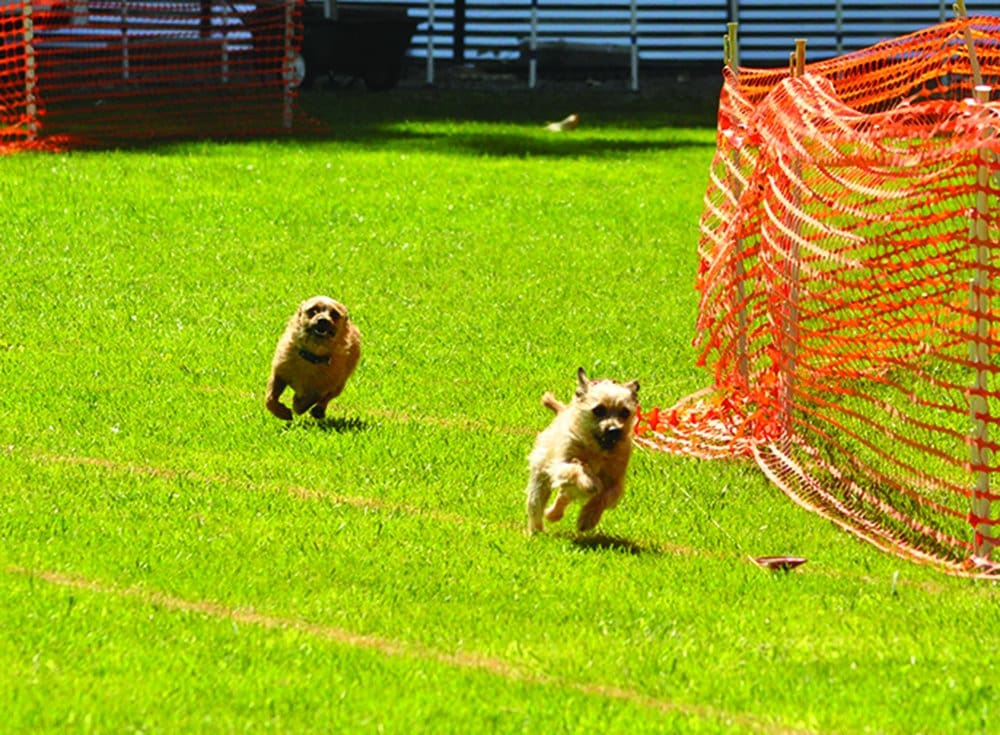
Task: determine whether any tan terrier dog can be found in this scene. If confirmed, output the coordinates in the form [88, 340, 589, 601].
[266, 295, 361, 421]
[526, 367, 639, 534]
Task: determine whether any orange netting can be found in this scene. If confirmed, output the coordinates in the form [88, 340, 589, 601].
[0, 0, 312, 150]
[639, 16, 1000, 577]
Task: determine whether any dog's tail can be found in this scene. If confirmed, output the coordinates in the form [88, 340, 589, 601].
[541, 392, 567, 414]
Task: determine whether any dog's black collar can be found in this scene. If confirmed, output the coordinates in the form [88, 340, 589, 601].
[298, 348, 331, 365]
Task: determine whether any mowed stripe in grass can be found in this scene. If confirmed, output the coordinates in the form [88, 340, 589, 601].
[3, 440, 996, 735]
[5, 444, 975, 583]
[5, 565, 812, 735]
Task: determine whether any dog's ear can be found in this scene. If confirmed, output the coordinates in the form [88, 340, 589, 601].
[624, 380, 639, 398]
[575, 367, 590, 398]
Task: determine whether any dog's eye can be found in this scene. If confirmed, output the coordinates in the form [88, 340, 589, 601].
[618, 408, 631, 420]
[306, 305, 321, 317]
[592, 405, 608, 419]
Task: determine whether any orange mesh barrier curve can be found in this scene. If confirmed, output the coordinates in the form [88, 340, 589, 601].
[0, 0, 312, 150]
[639, 17, 1000, 577]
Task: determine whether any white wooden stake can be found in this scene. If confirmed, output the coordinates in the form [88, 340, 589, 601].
[725, 22, 748, 384]
[955, 0, 984, 87]
[968, 84, 994, 559]
[782, 39, 807, 432]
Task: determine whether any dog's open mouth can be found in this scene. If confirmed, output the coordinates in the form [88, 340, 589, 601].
[309, 319, 336, 338]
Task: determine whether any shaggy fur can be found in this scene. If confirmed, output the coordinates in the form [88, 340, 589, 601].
[266, 295, 361, 421]
[526, 367, 639, 534]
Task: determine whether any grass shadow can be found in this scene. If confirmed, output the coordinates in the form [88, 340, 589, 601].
[569, 532, 647, 556]
[281, 415, 373, 434]
[316, 415, 373, 434]
[38, 76, 720, 157]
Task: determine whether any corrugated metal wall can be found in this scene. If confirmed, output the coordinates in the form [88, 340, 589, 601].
[342, 0, 1000, 65]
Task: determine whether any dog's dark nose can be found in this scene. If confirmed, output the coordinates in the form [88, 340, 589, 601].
[314, 317, 334, 334]
[600, 427, 623, 450]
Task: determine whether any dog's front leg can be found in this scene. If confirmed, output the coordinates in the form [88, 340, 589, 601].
[576, 492, 610, 532]
[311, 378, 347, 419]
[545, 489, 574, 522]
[526, 472, 552, 534]
[292, 391, 319, 416]
[266, 375, 293, 421]
[310, 393, 333, 419]
[602, 480, 625, 510]
[550, 461, 596, 496]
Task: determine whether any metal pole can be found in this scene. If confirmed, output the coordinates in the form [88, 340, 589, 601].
[835, 0, 844, 55]
[629, 0, 638, 92]
[221, 1, 229, 84]
[529, 0, 538, 89]
[454, 0, 465, 63]
[426, 0, 435, 85]
[121, 0, 129, 81]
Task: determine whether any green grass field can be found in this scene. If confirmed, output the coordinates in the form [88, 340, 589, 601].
[1, 85, 998, 734]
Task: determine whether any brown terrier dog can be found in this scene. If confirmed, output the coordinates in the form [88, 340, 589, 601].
[266, 295, 361, 421]
[526, 367, 639, 534]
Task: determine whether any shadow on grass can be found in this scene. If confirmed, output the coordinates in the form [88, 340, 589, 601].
[282, 415, 373, 434]
[568, 532, 647, 556]
[339, 129, 715, 158]
[318, 415, 374, 434]
[37, 78, 720, 158]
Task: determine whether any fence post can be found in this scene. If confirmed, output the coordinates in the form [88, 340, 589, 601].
[221, 2, 230, 84]
[835, 0, 844, 55]
[454, 0, 465, 62]
[727, 0, 738, 24]
[426, 0, 435, 85]
[724, 22, 748, 385]
[22, 0, 37, 142]
[780, 39, 807, 434]
[955, 0, 984, 87]
[120, 0, 129, 81]
[968, 84, 995, 561]
[528, 0, 538, 89]
[283, 0, 294, 130]
[629, 0, 638, 92]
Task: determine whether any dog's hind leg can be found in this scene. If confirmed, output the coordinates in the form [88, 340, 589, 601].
[526, 472, 552, 535]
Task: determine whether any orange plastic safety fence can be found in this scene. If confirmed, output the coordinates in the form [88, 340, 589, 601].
[639, 16, 1000, 577]
[0, 0, 312, 149]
